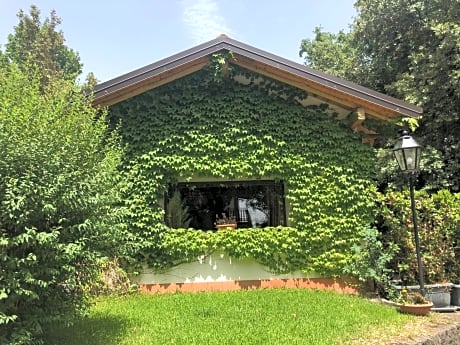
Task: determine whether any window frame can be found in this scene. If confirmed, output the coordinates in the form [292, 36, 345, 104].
[165, 179, 286, 230]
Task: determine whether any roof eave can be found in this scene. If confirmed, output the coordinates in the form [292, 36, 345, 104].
[93, 35, 422, 119]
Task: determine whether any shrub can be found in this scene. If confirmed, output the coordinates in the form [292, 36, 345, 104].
[377, 189, 460, 284]
[343, 226, 398, 295]
[85, 258, 137, 296]
[0, 64, 127, 344]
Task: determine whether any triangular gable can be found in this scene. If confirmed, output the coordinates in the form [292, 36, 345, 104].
[93, 34, 422, 121]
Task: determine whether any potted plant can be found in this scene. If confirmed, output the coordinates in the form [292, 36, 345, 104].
[396, 289, 433, 316]
[215, 213, 237, 230]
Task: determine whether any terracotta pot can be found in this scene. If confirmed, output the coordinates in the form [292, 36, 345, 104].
[216, 224, 237, 230]
[398, 303, 433, 316]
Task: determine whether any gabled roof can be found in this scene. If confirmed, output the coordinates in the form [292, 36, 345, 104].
[93, 35, 422, 120]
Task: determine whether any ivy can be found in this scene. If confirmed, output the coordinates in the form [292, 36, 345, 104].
[109, 59, 378, 276]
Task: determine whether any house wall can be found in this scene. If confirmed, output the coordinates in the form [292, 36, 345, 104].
[109, 64, 378, 288]
[134, 251, 357, 294]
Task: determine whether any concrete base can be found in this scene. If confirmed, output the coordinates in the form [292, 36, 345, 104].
[132, 251, 357, 294]
[139, 277, 358, 294]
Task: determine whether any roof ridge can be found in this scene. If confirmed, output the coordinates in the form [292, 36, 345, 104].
[93, 35, 422, 118]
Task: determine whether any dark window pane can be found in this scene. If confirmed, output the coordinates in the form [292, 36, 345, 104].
[165, 180, 285, 230]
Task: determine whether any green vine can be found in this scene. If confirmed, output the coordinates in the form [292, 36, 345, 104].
[110, 58, 378, 276]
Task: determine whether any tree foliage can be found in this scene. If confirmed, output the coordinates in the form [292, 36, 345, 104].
[392, 21, 460, 189]
[0, 63, 126, 344]
[3, 5, 82, 86]
[300, 0, 460, 192]
[299, 28, 372, 88]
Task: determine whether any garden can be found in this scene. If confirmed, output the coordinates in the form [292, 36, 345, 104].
[2, 4, 460, 345]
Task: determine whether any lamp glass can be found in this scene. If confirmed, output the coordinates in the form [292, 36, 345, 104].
[393, 134, 422, 172]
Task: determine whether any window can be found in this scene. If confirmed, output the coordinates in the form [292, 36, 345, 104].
[166, 180, 286, 230]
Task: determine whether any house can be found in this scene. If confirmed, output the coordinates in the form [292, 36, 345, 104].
[93, 35, 422, 293]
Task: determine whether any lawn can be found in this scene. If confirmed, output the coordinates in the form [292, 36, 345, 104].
[44, 289, 416, 345]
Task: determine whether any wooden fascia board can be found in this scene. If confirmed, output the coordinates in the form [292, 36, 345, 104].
[216, 37, 422, 118]
[93, 56, 210, 107]
[248, 62, 395, 120]
[230, 55, 359, 114]
[229, 52, 420, 120]
[92, 40, 231, 106]
[92, 36, 422, 120]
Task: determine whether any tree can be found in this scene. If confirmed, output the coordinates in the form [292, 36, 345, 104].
[392, 21, 460, 190]
[299, 27, 373, 88]
[0, 63, 126, 344]
[354, 0, 460, 191]
[300, 0, 460, 191]
[3, 5, 82, 86]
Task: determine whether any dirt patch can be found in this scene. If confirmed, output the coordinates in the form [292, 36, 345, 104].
[349, 312, 460, 345]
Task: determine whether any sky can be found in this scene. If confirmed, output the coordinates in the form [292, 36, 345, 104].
[0, 0, 357, 83]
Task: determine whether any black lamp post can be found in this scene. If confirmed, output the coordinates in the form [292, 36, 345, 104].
[392, 131, 424, 295]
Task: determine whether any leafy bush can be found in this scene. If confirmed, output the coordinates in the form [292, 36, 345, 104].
[377, 189, 460, 284]
[0, 64, 127, 344]
[343, 226, 398, 295]
[85, 258, 137, 296]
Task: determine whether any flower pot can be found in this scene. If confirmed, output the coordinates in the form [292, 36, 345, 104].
[216, 224, 237, 230]
[451, 284, 460, 307]
[427, 290, 451, 308]
[426, 284, 451, 308]
[398, 303, 433, 316]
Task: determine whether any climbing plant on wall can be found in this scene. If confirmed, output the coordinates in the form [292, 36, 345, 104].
[109, 57, 379, 276]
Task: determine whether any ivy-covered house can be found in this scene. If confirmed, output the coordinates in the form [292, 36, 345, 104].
[93, 35, 422, 293]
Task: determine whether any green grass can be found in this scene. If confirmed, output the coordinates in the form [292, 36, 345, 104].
[44, 289, 415, 345]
